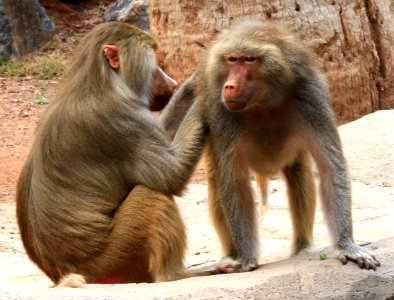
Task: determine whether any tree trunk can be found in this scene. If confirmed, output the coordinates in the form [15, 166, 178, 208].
[150, 0, 394, 124]
[1, 0, 56, 58]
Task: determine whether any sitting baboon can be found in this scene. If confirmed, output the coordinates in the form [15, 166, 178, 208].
[16, 22, 229, 287]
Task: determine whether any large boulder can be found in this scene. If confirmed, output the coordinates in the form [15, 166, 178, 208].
[104, 0, 149, 31]
[150, 0, 394, 124]
[0, 0, 56, 59]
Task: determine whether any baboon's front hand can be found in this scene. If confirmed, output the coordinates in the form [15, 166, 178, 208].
[338, 243, 380, 270]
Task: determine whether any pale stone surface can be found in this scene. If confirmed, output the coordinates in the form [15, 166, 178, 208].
[0, 238, 393, 299]
[0, 110, 393, 299]
[339, 110, 394, 187]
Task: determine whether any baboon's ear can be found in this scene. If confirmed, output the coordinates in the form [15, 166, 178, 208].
[103, 45, 120, 70]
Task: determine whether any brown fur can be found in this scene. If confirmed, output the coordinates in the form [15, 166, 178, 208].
[161, 20, 380, 271]
[16, 22, 221, 286]
[161, 74, 197, 139]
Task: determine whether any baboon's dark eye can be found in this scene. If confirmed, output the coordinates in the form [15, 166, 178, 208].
[244, 56, 256, 62]
[227, 56, 237, 62]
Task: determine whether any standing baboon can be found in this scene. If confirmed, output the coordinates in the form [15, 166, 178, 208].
[16, 22, 228, 287]
[161, 21, 380, 271]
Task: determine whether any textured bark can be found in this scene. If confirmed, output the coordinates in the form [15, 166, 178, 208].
[150, 0, 394, 124]
[1, 0, 56, 58]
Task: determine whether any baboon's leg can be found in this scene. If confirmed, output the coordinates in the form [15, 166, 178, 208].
[282, 152, 316, 253]
[206, 152, 237, 258]
[88, 185, 187, 283]
[255, 173, 269, 215]
[206, 145, 259, 271]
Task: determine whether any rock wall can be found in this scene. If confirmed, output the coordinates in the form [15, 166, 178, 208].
[0, 0, 56, 59]
[150, 0, 394, 124]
